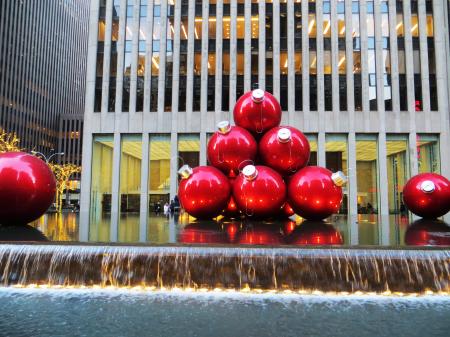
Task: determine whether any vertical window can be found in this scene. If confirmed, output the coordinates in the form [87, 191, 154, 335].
[136, 2, 146, 112]
[352, 2, 362, 111]
[148, 134, 171, 242]
[306, 134, 318, 166]
[356, 134, 379, 244]
[367, 1, 377, 111]
[427, 11, 438, 110]
[294, 2, 302, 110]
[90, 135, 114, 242]
[396, 2, 407, 111]
[411, 1, 422, 111]
[178, 134, 200, 172]
[309, 9, 317, 111]
[386, 135, 409, 224]
[109, 1, 121, 112]
[265, 1, 273, 96]
[325, 134, 348, 217]
[119, 135, 142, 242]
[95, 4, 106, 112]
[280, 3, 288, 110]
[381, 1, 392, 111]
[323, 2, 332, 111]
[417, 134, 440, 173]
[338, 0, 346, 111]
[150, 2, 161, 112]
[122, 1, 134, 113]
[165, 1, 175, 112]
[179, 17, 188, 112]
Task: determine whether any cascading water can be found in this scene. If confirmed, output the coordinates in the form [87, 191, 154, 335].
[0, 244, 449, 294]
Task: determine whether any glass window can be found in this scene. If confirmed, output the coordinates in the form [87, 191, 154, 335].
[417, 134, 440, 173]
[147, 134, 171, 229]
[356, 135, 379, 245]
[305, 134, 318, 166]
[386, 135, 409, 219]
[178, 134, 200, 170]
[326, 134, 348, 218]
[90, 135, 114, 242]
[119, 135, 142, 243]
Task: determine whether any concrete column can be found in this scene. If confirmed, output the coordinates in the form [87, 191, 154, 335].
[432, 0, 450, 223]
[348, 132, 359, 245]
[330, 0, 339, 119]
[359, 0, 370, 121]
[258, 0, 265, 89]
[100, 0, 113, 117]
[272, 0, 280, 100]
[79, 0, 101, 241]
[199, 1, 209, 166]
[317, 132, 326, 167]
[418, 0, 431, 129]
[169, 132, 178, 200]
[345, 0, 355, 129]
[316, 0, 324, 121]
[388, 0, 401, 131]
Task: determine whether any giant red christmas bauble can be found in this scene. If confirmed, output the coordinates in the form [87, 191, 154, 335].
[178, 165, 231, 219]
[286, 221, 343, 246]
[233, 89, 282, 136]
[233, 165, 286, 218]
[403, 173, 450, 218]
[404, 219, 450, 246]
[0, 152, 56, 225]
[207, 121, 257, 177]
[259, 126, 310, 176]
[288, 166, 346, 220]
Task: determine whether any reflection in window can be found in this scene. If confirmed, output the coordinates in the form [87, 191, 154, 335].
[386, 135, 409, 219]
[119, 135, 142, 243]
[95, 17, 106, 112]
[178, 134, 200, 173]
[381, 3, 392, 111]
[90, 135, 114, 242]
[150, 5, 160, 112]
[356, 134, 379, 245]
[352, 5, 362, 111]
[396, 4, 407, 111]
[417, 134, 440, 173]
[411, 4, 422, 111]
[149, 134, 171, 203]
[165, 6, 175, 112]
[326, 134, 348, 216]
[137, 8, 146, 112]
[305, 134, 317, 166]
[367, 9, 377, 111]
[122, 4, 134, 113]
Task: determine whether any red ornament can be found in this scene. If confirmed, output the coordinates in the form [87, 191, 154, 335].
[282, 202, 295, 218]
[233, 165, 286, 218]
[178, 223, 229, 244]
[233, 89, 282, 136]
[0, 152, 56, 225]
[288, 166, 346, 221]
[178, 165, 231, 219]
[405, 219, 450, 246]
[259, 126, 310, 176]
[236, 223, 284, 245]
[287, 221, 343, 246]
[403, 173, 450, 218]
[207, 121, 257, 177]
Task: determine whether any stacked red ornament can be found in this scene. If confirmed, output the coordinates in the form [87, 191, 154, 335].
[402, 173, 450, 219]
[179, 88, 348, 222]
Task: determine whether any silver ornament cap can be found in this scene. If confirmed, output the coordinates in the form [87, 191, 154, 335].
[242, 164, 258, 181]
[217, 120, 231, 134]
[251, 89, 265, 103]
[277, 128, 291, 143]
[420, 180, 435, 193]
[178, 164, 193, 179]
[331, 171, 348, 187]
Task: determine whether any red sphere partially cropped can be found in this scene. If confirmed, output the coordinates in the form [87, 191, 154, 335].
[178, 165, 231, 219]
[0, 152, 56, 225]
[233, 165, 286, 218]
[288, 166, 344, 221]
[233, 89, 282, 136]
[405, 219, 450, 246]
[259, 126, 310, 176]
[287, 221, 343, 246]
[403, 173, 450, 218]
[207, 122, 257, 177]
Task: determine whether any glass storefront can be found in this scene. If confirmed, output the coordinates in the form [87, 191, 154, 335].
[89, 135, 114, 241]
[417, 134, 440, 174]
[149, 134, 171, 210]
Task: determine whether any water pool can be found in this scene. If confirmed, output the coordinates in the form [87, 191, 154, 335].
[0, 288, 449, 337]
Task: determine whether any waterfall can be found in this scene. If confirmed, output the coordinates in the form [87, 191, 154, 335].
[0, 244, 449, 293]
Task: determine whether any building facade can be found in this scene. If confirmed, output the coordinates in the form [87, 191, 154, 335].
[0, 0, 89, 156]
[80, 0, 450, 243]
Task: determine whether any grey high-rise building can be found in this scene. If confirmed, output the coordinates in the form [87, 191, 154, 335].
[0, 0, 89, 167]
[80, 0, 450, 243]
